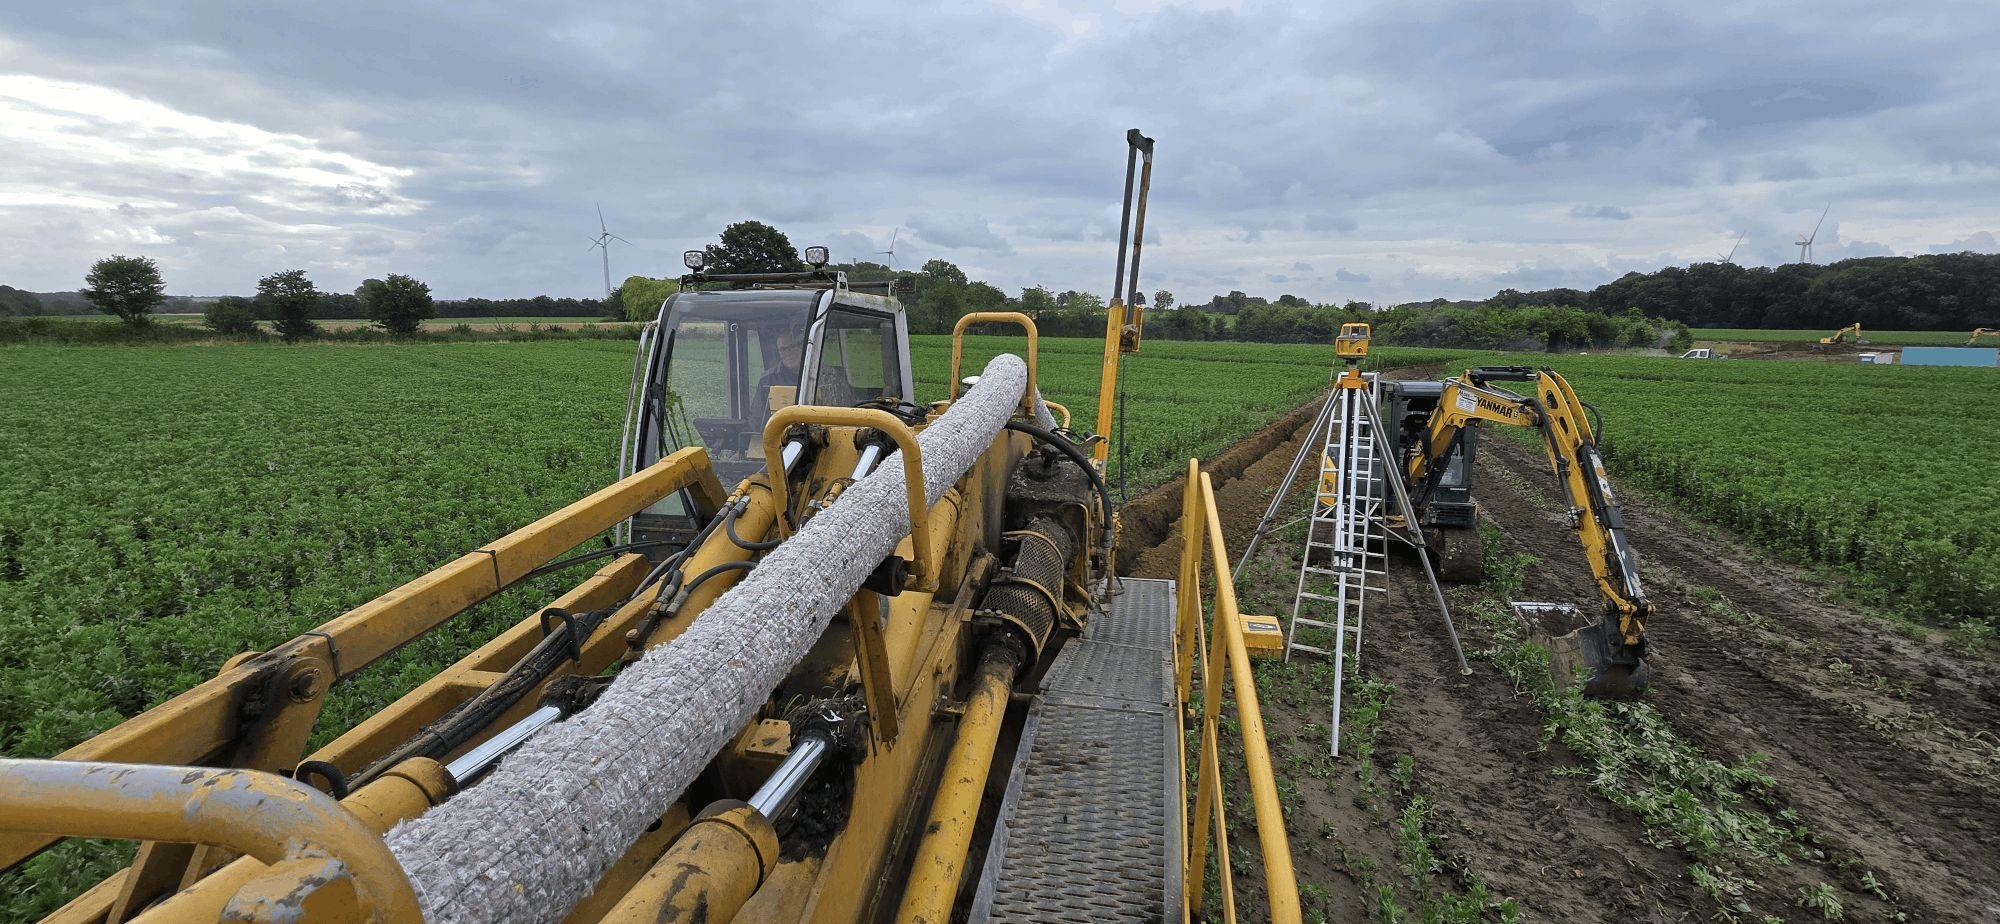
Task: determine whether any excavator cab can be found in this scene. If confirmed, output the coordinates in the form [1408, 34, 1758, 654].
[619, 266, 914, 549]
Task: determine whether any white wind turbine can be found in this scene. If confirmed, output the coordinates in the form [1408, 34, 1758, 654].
[877, 227, 901, 270]
[1796, 204, 1830, 264]
[588, 204, 632, 296]
[1718, 230, 1746, 263]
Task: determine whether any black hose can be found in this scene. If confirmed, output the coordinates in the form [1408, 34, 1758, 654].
[347, 603, 614, 789]
[348, 497, 746, 790]
[515, 538, 683, 584]
[724, 498, 781, 551]
[1003, 420, 1116, 545]
[680, 559, 757, 597]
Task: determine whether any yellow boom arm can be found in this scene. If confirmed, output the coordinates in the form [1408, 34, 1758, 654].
[1408, 368, 1650, 647]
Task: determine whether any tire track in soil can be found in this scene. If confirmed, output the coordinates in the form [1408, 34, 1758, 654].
[1120, 378, 1999, 921]
[1475, 434, 2000, 922]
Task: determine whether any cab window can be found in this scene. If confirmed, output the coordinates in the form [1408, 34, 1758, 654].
[813, 308, 901, 407]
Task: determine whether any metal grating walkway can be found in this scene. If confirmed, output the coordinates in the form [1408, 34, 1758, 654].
[970, 577, 1183, 923]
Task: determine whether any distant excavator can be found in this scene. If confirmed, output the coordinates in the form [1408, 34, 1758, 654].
[1821, 323, 1865, 345]
[1970, 327, 1999, 345]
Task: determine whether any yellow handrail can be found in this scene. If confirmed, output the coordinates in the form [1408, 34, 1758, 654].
[1174, 459, 1302, 923]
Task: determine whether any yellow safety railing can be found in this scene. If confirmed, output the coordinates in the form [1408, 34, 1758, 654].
[1174, 459, 1302, 923]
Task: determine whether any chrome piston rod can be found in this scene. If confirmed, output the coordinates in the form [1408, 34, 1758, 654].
[445, 705, 564, 785]
[748, 733, 830, 820]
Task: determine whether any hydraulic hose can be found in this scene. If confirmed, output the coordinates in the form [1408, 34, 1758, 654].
[1002, 419, 1117, 566]
[515, 539, 683, 585]
[724, 497, 781, 551]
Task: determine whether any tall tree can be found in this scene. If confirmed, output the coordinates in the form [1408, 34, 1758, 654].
[703, 220, 806, 274]
[202, 296, 260, 335]
[81, 255, 166, 324]
[615, 275, 682, 322]
[1019, 286, 1057, 317]
[257, 269, 322, 342]
[1152, 289, 1175, 311]
[358, 274, 436, 334]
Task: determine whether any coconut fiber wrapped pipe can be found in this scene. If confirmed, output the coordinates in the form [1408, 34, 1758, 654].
[385, 353, 1032, 924]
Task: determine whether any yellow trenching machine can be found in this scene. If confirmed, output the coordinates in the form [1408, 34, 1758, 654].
[1380, 363, 1653, 698]
[0, 131, 1305, 923]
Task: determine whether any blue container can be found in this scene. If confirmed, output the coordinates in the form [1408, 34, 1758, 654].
[1900, 347, 1998, 367]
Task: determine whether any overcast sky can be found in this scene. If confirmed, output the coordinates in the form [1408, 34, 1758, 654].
[3, 1, 1998, 305]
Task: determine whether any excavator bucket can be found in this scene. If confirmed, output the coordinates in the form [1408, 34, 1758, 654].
[1513, 602, 1648, 700]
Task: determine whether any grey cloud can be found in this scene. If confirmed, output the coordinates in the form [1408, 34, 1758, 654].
[1570, 204, 1632, 220]
[1290, 261, 1314, 271]
[345, 231, 397, 257]
[907, 213, 1013, 254]
[1929, 231, 2000, 253]
[0, 1, 1997, 303]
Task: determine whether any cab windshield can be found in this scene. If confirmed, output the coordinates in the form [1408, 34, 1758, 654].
[655, 292, 813, 487]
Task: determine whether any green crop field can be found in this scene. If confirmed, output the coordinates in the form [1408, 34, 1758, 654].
[1453, 351, 2000, 630]
[0, 335, 1460, 916]
[2, 337, 1995, 915]
[1692, 327, 1977, 346]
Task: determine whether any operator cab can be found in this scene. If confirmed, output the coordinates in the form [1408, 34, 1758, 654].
[618, 259, 914, 549]
[1380, 381, 1477, 529]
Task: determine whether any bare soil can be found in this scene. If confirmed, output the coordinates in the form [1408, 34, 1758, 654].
[1120, 389, 2000, 922]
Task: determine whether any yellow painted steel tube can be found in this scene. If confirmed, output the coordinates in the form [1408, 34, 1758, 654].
[600, 801, 776, 924]
[948, 311, 1040, 411]
[760, 408, 937, 590]
[1198, 472, 1302, 923]
[1041, 399, 1071, 429]
[67, 760, 450, 923]
[1174, 459, 1202, 700]
[1092, 301, 1127, 465]
[893, 645, 1018, 924]
[0, 759, 419, 923]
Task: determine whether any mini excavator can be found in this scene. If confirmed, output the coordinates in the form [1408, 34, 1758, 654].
[0, 130, 1298, 924]
[1381, 365, 1651, 697]
[1821, 322, 1865, 345]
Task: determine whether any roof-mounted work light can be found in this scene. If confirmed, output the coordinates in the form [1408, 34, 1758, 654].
[804, 246, 830, 268]
[683, 250, 705, 271]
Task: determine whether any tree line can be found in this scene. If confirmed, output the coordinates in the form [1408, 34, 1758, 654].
[624, 221, 1688, 351]
[1466, 252, 2000, 331]
[50, 256, 623, 340]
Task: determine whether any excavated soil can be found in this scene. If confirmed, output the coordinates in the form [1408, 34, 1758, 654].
[1121, 387, 2000, 922]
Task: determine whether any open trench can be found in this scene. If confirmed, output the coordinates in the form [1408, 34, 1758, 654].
[1117, 385, 2000, 922]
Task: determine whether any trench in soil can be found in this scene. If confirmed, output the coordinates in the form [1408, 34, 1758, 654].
[1116, 386, 2000, 922]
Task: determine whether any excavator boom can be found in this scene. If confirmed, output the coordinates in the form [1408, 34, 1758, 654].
[1398, 366, 1651, 697]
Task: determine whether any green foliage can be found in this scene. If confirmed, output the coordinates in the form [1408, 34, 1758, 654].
[1467, 599, 1820, 917]
[357, 274, 436, 335]
[614, 275, 681, 322]
[703, 220, 805, 273]
[0, 335, 1467, 914]
[0, 284, 44, 316]
[1796, 882, 1845, 920]
[1516, 252, 2000, 332]
[81, 255, 167, 324]
[203, 296, 261, 335]
[256, 269, 321, 342]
